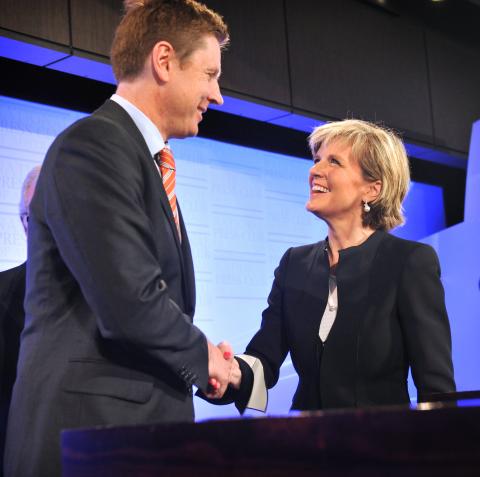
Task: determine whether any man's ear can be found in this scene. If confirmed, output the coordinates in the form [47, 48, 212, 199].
[151, 41, 175, 82]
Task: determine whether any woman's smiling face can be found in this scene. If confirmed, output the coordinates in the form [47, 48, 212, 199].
[306, 140, 372, 224]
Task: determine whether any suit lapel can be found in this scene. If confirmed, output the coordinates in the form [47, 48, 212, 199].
[148, 145, 192, 314]
[93, 100, 192, 310]
[178, 203, 195, 317]
[98, 100, 184, 253]
[294, 243, 330, 356]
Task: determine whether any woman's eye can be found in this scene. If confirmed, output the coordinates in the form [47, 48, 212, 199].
[329, 157, 340, 165]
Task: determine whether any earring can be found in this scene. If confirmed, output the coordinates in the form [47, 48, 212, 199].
[363, 201, 371, 213]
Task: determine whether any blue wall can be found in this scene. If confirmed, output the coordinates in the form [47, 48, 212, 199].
[421, 119, 480, 396]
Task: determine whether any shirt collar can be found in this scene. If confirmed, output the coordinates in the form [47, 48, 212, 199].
[111, 94, 166, 157]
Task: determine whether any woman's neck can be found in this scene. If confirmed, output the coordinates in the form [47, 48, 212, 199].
[326, 224, 376, 268]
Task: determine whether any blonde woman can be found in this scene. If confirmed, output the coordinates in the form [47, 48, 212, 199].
[209, 119, 455, 412]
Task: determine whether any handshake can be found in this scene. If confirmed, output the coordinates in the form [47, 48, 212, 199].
[206, 340, 242, 399]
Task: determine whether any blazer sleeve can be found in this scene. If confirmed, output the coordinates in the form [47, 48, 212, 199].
[195, 357, 254, 414]
[244, 248, 292, 389]
[41, 117, 209, 391]
[397, 243, 455, 399]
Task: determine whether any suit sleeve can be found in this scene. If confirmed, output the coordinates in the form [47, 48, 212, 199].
[244, 248, 291, 389]
[398, 244, 455, 399]
[42, 118, 209, 391]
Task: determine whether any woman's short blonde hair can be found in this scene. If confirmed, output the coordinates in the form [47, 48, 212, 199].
[308, 119, 410, 231]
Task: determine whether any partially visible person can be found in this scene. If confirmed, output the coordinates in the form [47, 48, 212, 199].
[0, 165, 41, 475]
[4, 2, 232, 476]
[208, 119, 456, 413]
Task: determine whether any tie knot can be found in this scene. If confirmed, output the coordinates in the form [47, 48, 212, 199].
[159, 147, 175, 171]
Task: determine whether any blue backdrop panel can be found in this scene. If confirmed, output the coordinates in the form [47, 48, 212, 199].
[421, 119, 480, 394]
[422, 222, 480, 392]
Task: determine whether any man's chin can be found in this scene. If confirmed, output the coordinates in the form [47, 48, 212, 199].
[171, 125, 199, 139]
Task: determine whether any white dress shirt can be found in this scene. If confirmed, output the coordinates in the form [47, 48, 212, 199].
[110, 94, 166, 157]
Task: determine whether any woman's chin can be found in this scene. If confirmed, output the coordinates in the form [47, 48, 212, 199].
[306, 202, 324, 219]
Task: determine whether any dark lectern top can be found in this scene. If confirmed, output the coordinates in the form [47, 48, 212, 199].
[62, 403, 480, 477]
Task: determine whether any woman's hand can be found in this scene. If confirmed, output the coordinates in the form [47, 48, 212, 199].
[207, 341, 242, 395]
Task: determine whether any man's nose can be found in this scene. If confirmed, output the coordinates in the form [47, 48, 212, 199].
[209, 81, 223, 106]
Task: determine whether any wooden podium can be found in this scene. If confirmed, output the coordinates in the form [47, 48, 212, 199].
[62, 402, 480, 477]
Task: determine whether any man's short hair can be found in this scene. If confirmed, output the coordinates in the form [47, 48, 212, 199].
[19, 165, 41, 217]
[111, 0, 229, 82]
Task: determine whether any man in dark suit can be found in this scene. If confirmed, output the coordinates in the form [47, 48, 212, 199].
[4, 2, 232, 476]
[0, 166, 40, 476]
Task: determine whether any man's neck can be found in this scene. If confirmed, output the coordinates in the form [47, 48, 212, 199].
[116, 82, 168, 141]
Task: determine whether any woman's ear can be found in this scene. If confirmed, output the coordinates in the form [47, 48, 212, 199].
[366, 180, 382, 203]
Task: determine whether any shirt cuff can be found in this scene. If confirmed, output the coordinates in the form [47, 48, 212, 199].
[237, 354, 268, 412]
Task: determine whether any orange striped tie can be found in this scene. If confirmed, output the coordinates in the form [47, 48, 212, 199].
[157, 148, 181, 240]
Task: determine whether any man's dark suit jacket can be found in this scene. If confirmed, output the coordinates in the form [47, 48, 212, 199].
[242, 230, 455, 411]
[0, 262, 26, 477]
[4, 101, 209, 477]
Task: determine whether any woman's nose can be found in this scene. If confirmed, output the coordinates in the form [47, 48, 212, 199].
[310, 161, 324, 175]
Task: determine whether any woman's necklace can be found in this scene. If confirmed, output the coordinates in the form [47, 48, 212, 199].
[326, 229, 375, 269]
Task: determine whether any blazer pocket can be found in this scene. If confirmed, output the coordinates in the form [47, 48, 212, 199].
[62, 359, 154, 404]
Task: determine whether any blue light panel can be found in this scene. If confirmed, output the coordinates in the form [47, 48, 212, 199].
[209, 95, 289, 122]
[47, 55, 116, 85]
[0, 36, 68, 66]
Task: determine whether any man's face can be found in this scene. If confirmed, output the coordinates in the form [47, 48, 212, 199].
[164, 35, 223, 139]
